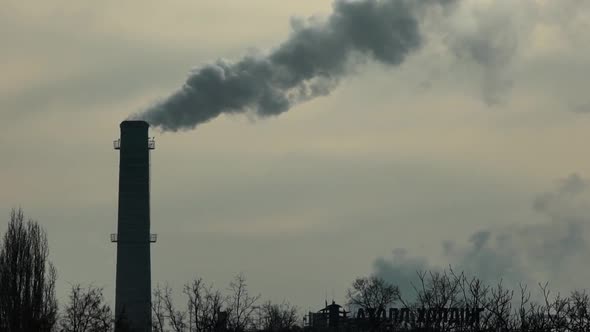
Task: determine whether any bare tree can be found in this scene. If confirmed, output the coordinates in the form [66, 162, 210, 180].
[226, 273, 260, 332]
[59, 284, 113, 332]
[398, 269, 523, 331]
[153, 279, 227, 332]
[152, 283, 187, 332]
[258, 301, 298, 332]
[152, 285, 168, 332]
[184, 278, 225, 332]
[567, 290, 590, 331]
[391, 267, 590, 332]
[347, 276, 399, 320]
[395, 270, 466, 331]
[0, 208, 58, 332]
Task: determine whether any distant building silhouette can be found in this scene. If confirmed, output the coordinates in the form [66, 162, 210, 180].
[304, 300, 485, 332]
[305, 301, 349, 331]
[112, 120, 156, 332]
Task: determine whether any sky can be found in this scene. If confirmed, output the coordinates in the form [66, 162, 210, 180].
[1, 0, 590, 313]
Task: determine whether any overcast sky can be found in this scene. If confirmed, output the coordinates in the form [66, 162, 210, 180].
[2, 0, 590, 311]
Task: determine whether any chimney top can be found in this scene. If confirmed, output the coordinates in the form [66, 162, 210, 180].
[120, 120, 149, 129]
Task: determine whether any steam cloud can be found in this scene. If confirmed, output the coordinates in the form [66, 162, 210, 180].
[374, 174, 590, 297]
[135, 0, 456, 131]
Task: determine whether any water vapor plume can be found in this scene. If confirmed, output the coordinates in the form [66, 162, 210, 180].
[134, 0, 456, 131]
[374, 173, 590, 297]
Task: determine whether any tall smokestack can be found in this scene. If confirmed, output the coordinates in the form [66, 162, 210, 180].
[112, 120, 155, 332]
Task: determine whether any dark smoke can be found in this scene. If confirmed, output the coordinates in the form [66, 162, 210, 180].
[374, 173, 590, 297]
[135, 0, 455, 131]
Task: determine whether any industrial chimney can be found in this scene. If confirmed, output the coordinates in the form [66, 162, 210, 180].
[112, 120, 156, 332]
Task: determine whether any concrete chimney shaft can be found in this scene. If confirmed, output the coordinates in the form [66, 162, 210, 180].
[114, 120, 153, 332]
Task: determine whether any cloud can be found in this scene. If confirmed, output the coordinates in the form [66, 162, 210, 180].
[572, 104, 590, 114]
[373, 248, 430, 299]
[374, 173, 590, 294]
[427, 0, 590, 106]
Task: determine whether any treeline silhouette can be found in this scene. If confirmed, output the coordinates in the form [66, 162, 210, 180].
[1, 208, 589, 332]
[345, 273, 590, 331]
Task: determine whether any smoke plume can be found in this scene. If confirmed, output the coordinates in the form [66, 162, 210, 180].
[135, 0, 455, 131]
[374, 173, 590, 297]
